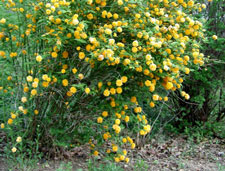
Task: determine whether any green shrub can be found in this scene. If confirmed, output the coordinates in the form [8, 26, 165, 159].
[0, 0, 209, 163]
[166, 0, 224, 136]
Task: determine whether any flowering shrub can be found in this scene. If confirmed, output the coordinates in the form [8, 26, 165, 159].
[0, 0, 208, 162]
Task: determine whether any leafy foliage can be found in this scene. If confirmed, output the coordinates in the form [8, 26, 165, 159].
[165, 0, 225, 138]
[0, 0, 211, 164]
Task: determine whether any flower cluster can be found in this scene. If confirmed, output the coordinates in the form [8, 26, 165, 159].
[0, 0, 210, 162]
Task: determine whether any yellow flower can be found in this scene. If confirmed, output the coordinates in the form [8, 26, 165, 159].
[0, 18, 6, 24]
[166, 82, 173, 90]
[145, 54, 152, 60]
[31, 89, 37, 96]
[23, 109, 28, 115]
[122, 138, 127, 143]
[8, 118, 13, 125]
[122, 150, 127, 156]
[7, 76, 12, 81]
[70, 87, 77, 94]
[26, 76, 33, 82]
[123, 105, 128, 109]
[193, 51, 199, 58]
[149, 101, 155, 108]
[187, 0, 194, 7]
[34, 78, 39, 83]
[19, 106, 24, 111]
[152, 94, 159, 101]
[46, 9, 51, 15]
[131, 143, 136, 149]
[32, 82, 38, 88]
[62, 79, 68, 86]
[53, 77, 57, 83]
[132, 47, 138, 53]
[114, 157, 120, 162]
[16, 136, 22, 143]
[1, 123, 5, 129]
[103, 89, 110, 96]
[87, 0, 93, 5]
[134, 107, 142, 113]
[85, 87, 90, 94]
[116, 113, 121, 118]
[67, 91, 72, 97]
[97, 117, 103, 123]
[116, 87, 122, 94]
[119, 155, 125, 161]
[117, 27, 122, 33]
[109, 39, 115, 45]
[11, 147, 17, 153]
[74, 31, 80, 39]
[34, 110, 39, 115]
[123, 59, 130, 65]
[131, 96, 137, 103]
[115, 119, 120, 125]
[98, 82, 103, 88]
[145, 80, 151, 87]
[135, 13, 141, 19]
[93, 151, 99, 156]
[184, 55, 190, 61]
[51, 52, 58, 58]
[116, 80, 123, 86]
[72, 68, 77, 74]
[124, 116, 129, 122]
[62, 51, 69, 58]
[66, 32, 72, 39]
[110, 88, 116, 95]
[103, 133, 109, 140]
[140, 130, 145, 135]
[185, 68, 190, 74]
[132, 40, 139, 47]
[117, 0, 123, 5]
[98, 55, 104, 61]
[144, 125, 151, 132]
[112, 145, 118, 152]
[0, 51, 6, 57]
[125, 158, 130, 163]
[42, 74, 48, 80]
[181, 91, 186, 97]
[21, 97, 27, 103]
[61, 69, 66, 74]
[164, 97, 168, 101]
[185, 94, 190, 100]
[113, 13, 119, 19]
[105, 28, 112, 35]
[79, 52, 85, 60]
[127, 136, 133, 143]
[212, 35, 217, 40]
[102, 111, 108, 117]
[113, 124, 121, 133]
[87, 13, 93, 20]
[78, 73, 84, 80]
[121, 76, 127, 83]
[150, 63, 157, 71]
[10, 52, 17, 58]
[54, 18, 61, 24]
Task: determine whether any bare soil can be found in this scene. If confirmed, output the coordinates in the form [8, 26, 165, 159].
[0, 136, 224, 171]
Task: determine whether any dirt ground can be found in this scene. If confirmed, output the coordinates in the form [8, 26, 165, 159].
[0, 136, 224, 171]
